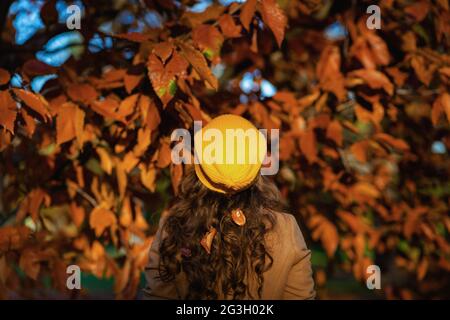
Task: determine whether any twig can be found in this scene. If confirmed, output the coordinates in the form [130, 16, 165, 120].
[75, 187, 98, 208]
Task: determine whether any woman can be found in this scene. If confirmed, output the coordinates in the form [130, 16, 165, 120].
[143, 114, 315, 300]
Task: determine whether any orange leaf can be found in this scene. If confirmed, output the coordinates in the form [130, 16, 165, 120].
[157, 139, 172, 168]
[56, 102, 85, 145]
[138, 95, 161, 131]
[133, 127, 152, 157]
[124, 73, 143, 94]
[431, 92, 450, 125]
[374, 133, 409, 151]
[134, 202, 149, 231]
[91, 96, 123, 122]
[352, 182, 380, 198]
[89, 207, 117, 237]
[0, 90, 17, 133]
[260, 0, 287, 47]
[350, 140, 369, 162]
[240, 0, 257, 31]
[326, 120, 343, 147]
[140, 163, 157, 192]
[120, 196, 132, 228]
[178, 42, 218, 90]
[309, 215, 339, 258]
[13, 89, 51, 122]
[117, 94, 139, 119]
[316, 46, 346, 101]
[69, 202, 85, 228]
[299, 128, 317, 163]
[20, 108, 36, 137]
[410, 55, 436, 86]
[147, 52, 187, 106]
[67, 84, 98, 104]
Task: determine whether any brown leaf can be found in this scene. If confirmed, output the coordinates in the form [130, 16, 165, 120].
[153, 41, 174, 63]
[192, 25, 224, 60]
[219, 14, 242, 38]
[19, 249, 41, 280]
[16, 188, 49, 223]
[365, 33, 390, 66]
[22, 59, 56, 77]
[386, 67, 408, 87]
[170, 163, 183, 195]
[260, 0, 288, 47]
[0, 69, 10, 85]
[89, 207, 117, 237]
[0, 226, 31, 251]
[0, 90, 17, 133]
[178, 42, 218, 90]
[240, 0, 257, 31]
[349, 69, 394, 95]
[405, 1, 430, 21]
[411, 55, 436, 86]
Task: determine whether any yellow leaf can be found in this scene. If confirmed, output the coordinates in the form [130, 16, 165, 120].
[116, 160, 127, 200]
[97, 148, 113, 175]
[140, 163, 156, 192]
[120, 196, 132, 227]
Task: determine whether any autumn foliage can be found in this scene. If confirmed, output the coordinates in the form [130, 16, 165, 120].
[0, 0, 449, 299]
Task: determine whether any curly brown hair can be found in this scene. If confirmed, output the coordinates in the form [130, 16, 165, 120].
[157, 167, 286, 299]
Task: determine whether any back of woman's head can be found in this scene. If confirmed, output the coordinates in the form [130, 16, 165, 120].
[158, 167, 286, 299]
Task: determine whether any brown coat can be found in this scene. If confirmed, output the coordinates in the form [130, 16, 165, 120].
[142, 211, 316, 300]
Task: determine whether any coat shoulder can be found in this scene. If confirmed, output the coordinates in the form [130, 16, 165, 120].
[265, 211, 297, 249]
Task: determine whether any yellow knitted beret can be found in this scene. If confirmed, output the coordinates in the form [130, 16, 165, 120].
[194, 114, 267, 194]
